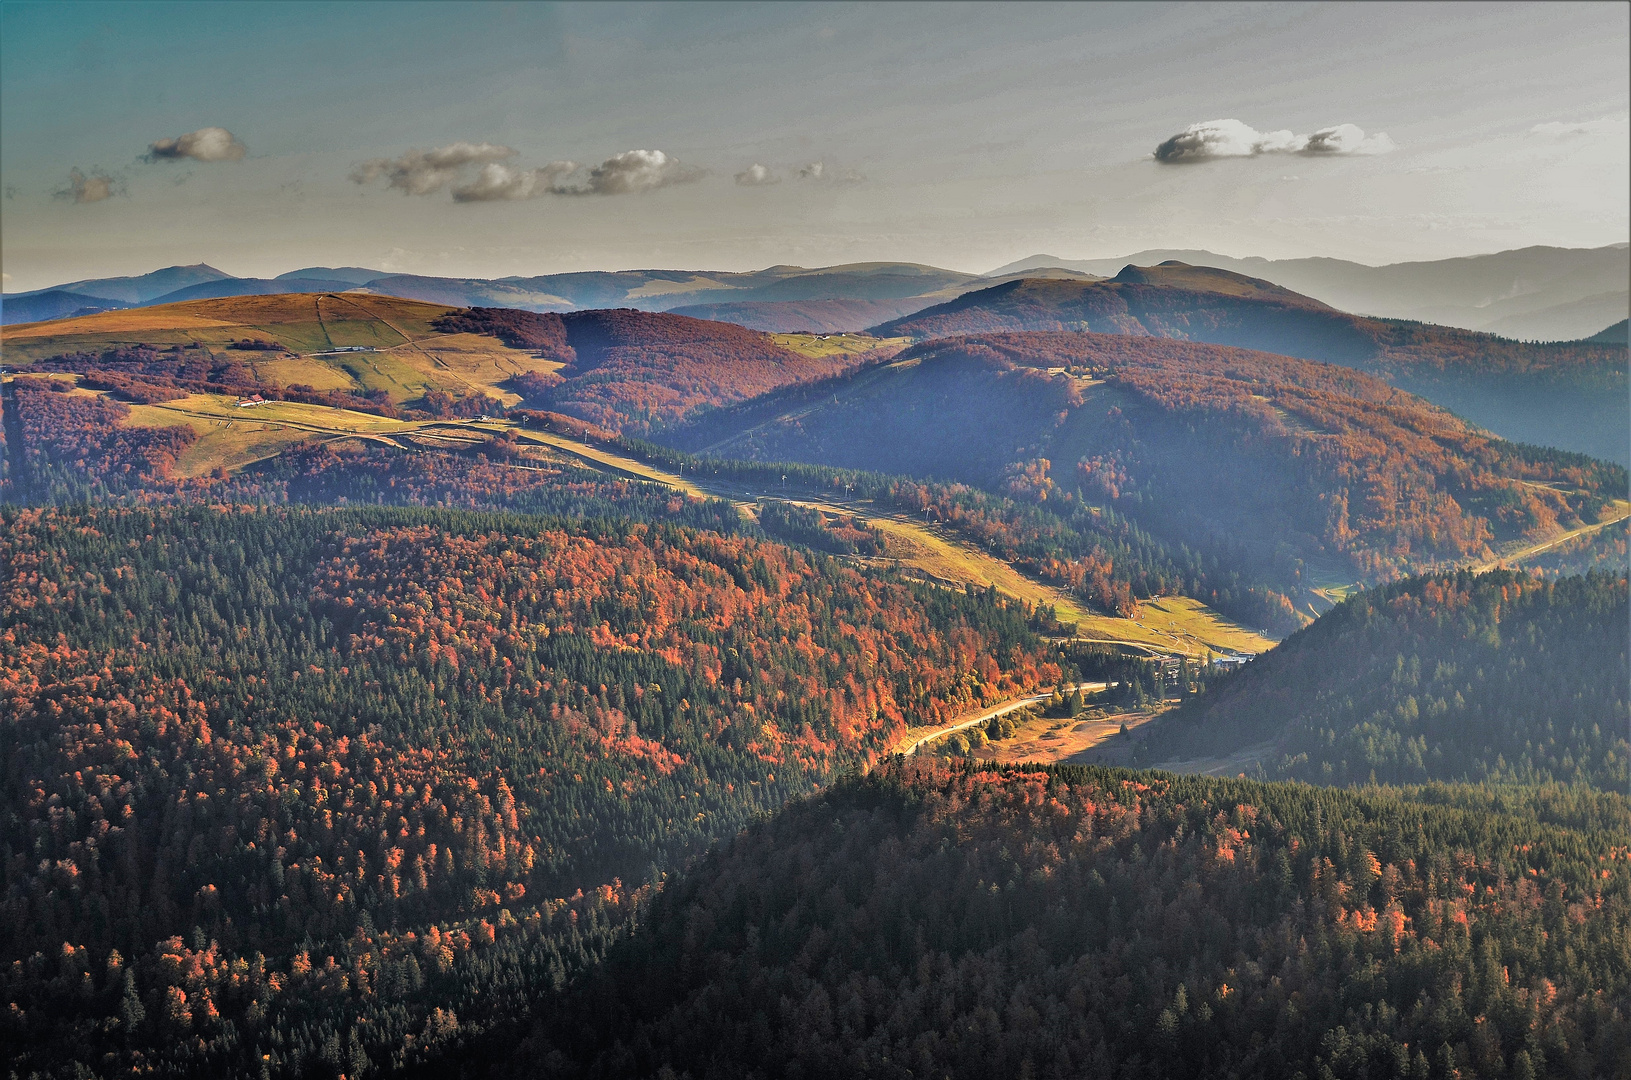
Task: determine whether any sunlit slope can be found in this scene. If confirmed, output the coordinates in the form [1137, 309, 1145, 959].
[0, 293, 569, 405]
[3, 292, 449, 354]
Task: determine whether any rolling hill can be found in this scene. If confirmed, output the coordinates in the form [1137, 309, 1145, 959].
[1137, 570, 1629, 788]
[875, 263, 1631, 464]
[990, 243, 1630, 341]
[670, 331, 1628, 594]
[1584, 318, 1629, 344]
[418, 306, 884, 434]
[0, 294, 887, 455]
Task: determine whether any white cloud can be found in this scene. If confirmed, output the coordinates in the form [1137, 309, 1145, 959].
[553, 149, 704, 195]
[350, 142, 518, 196]
[735, 163, 780, 186]
[798, 161, 826, 180]
[146, 127, 247, 162]
[352, 144, 701, 201]
[57, 167, 117, 203]
[452, 161, 578, 202]
[1154, 119, 1395, 163]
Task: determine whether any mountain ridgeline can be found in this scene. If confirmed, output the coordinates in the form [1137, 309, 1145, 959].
[9, 243, 1625, 340]
[671, 331, 1626, 592]
[873, 263, 1631, 464]
[505, 760, 1631, 1080]
[1137, 570, 1629, 789]
[430, 306, 884, 434]
[987, 243, 1629, 342]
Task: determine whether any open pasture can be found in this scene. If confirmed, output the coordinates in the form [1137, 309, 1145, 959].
[0, 293, 457, 362]
[768, 331, 911, 359]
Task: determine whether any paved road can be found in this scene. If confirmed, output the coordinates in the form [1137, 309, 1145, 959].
[898, 683, 1107, 756]
[1471, 503, 1631, 572]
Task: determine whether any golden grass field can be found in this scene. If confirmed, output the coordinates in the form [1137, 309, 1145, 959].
[3, 293, 446, 358]
[769, 332, 912, 359]
[116, 393, 433, 477]
[972, 708, 1162, 766]
[0, 294, 553, 406]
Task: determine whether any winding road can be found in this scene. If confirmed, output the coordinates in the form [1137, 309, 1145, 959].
[896, 682, 1107, 756]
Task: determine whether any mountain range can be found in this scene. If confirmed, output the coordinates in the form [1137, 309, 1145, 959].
[5, 244, 1625, 340]
[989, 243, 1630, 342]
[873, 262, 1630, 464]
[3, 280, 1627, 1080]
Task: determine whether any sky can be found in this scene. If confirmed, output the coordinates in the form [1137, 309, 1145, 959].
[1, 1, 1627, 291]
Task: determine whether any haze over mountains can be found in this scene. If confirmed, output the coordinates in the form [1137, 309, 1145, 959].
[5, 244, 1625, 341]
[991, 244, 1630, 343]
[876, 262, 1630, 465]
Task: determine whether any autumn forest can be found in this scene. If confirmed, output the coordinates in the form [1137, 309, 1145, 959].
[0, 248, 1626, 1080]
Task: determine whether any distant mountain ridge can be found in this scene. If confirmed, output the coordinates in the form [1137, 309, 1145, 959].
[146, 276, 369, 305]
[9, 243, 1620, 337]
[0, 289, 134, 325]
[988, 243, 1630, 341]
[2, 261, 988, 329]
[874, 262, 1630, 464]
[4, 262, 233, 306]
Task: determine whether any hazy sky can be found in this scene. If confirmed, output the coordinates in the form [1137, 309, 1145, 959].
[2, 1, 1627, 290]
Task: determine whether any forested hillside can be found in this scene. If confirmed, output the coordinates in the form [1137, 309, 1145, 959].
[441, 306, 882, 434]
[876, 265, 1625, 382]
[4, 295, 1627, 1080]
[506, 760, 1631, 1080]
[0, 504, 1061, 1077]
[1138, 570, 1630, 790]
[1, 296, 882, 438]
[675, 332, 1626, 588]
[874, 264, 1630, 464]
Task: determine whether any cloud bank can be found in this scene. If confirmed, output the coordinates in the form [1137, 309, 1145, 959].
[56, 167, 117, 203]
[452, 161, 578, 202]
[1154, 119, 1395, 163]
[734, 163, 779, 186]
[555, 150, 704, 195]
[352, 144, 701, 200]
[351, 142, 517, 196]
[146, 127, 247, 162]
